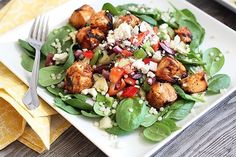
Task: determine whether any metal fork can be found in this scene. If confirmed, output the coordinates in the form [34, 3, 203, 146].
[22, 15, 49, 110]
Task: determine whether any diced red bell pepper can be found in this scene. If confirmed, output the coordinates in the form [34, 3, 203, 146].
[143, 58, 153, 64]
[121, 86, 139, 98]
[152, 42, 160, 52]
[124, 77, 136, 86]
[83, 50, 94, 59]
[108, 79, 126, 96]
[121, 49, 133, 57]
[109, 67, 125, 83]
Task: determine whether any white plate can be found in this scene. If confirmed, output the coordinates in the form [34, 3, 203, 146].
[215, 0, 236, 13]
[0, 0, 236, 156]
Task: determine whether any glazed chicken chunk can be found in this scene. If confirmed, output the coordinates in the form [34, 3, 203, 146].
[90, 10, 113, 32]
[64, 61, 93, 93]
[76, 27, 105, 50]
[156, 56, 187, 83]
[175, 27, 192, 43]
[180, 72, 208, 93]
[147, 82, 177, 109]
[69, 4, 95, 29]
[114, 14, 140, 28]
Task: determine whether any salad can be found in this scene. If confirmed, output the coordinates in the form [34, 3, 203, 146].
[19, 3, 231, 142]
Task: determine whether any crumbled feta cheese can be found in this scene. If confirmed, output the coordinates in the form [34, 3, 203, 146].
[81, 88, 97, 100]
[141, 64, 150, 74]
[152, 51, 162, 61]
[111, 109, 116, 114]
[159, 23, 169, 31]
[158, 116, 163, 121]
[57, 82, 65, 88]
[147, 71, 155, 78]
[132, 25, 139, 35]
[99, 116, 113, 129]
[53, 52, 68, 64]
[139, 99, 144, 104]
[128, 108, 134, 112]
[139, 21, 153, 33]
[50, 85, 55, 88]
[149, 107, 158, 115]
[170, 35, 190, 54]
[215, 57, 220, 61]
[160, 107, 165, 112]
[132, 59, 145, 70]
[104, 107, 111, 116]
[107, 23, 133, 43]
[149, 61, 157, 71]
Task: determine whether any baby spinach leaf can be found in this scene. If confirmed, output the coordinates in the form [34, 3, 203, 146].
[175, 53, 205, 65]
[106, 126, 131, 136]
[141, 113, 159, 128]
[18, 39, 35, 57]
[136, 15, 157, 26]
[38, 44, 74, 87]
[64, 96, 93, 111]
[168, 100, 195, 121]
[102, 3, 120, 15]
[207, 74, 230, 94]
[21, 53, 34, 72]
[116, 3, 160, 19]
[173, 85, 204, 102]
[93, 103, 109, 116]
[46, 86, 64, 96]
[116, 98, 147, 131]
[54, 97, 80, 115]
[41, 24, 76, 56]
[181, 9, 196, 21]
[161, 118, 179, 131]
[21, 53, 45, 72]
[143, 122, 171, 142]
[81, 110, 100, 118]
[202, 48, 225, 76]
[96, 94, 114, 107]
[39, 66, 65, 86]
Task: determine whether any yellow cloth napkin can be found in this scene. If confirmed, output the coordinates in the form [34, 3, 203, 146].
[0, 0, 71, 153]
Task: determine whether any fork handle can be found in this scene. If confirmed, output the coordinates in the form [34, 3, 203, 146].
[29, 48, 41, 108]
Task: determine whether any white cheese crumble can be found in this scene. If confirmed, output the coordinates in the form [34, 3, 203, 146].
[139, 21, 153, 33]
[53, 52, 68, 65]
[147, 71, 155, 78]
[170, 35, 190, 54]
[99, 116, 113, 129]
[149, 61, 158, 71]
[152, 50, 162, 61]
[107, 23, 133, 44]
[149, 107, 158, 115]
[81, 88, 98, 100]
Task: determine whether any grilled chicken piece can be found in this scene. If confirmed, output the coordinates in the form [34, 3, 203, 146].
[90, 10, 113, 32]
[147, 82, 177, 109]
[114, 14, 140, 28]
[76, 27, 105, 49]
[69, 4, 95, 29]
[64, 61, 93, 93]
[180, 72, 208, 93]
[175, 27, 192, 43]
[156, 56, 187, 83]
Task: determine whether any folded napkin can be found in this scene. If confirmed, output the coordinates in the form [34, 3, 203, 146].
[0, 0, 71, 153]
